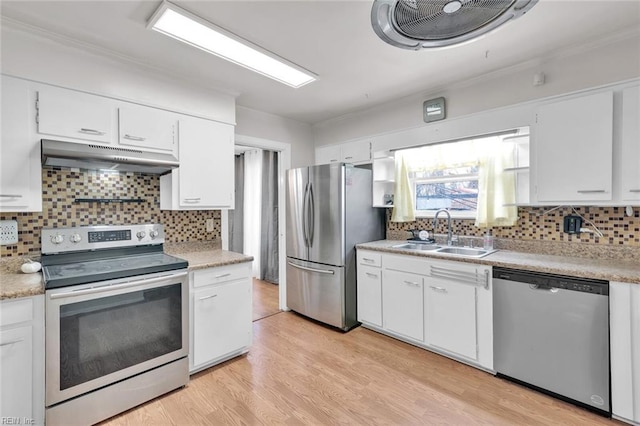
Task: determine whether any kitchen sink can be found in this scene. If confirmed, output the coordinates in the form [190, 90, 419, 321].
[392, 243, 441, 251]
[436, 247, 496, 257]
[391, 243, 497, 258]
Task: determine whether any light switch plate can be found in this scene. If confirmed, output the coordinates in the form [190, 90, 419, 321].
[0, 220, 19, 245]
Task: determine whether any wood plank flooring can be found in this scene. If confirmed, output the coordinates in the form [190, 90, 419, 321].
[101, 311, 621, 425]
[252, 278, 280, 321]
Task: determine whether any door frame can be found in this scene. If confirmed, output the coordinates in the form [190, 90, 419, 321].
[221, 134, 291, 311]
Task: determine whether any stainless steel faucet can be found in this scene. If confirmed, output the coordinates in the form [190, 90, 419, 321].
[433, 209, 453, 246]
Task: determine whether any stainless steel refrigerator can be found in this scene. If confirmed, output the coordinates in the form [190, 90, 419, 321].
[286, 163, 385, 330]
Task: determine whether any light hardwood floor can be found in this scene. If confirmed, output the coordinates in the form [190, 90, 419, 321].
[102, 311, 620, 425]
[252, 278, 280, 321]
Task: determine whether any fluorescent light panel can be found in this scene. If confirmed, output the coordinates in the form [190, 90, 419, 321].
[148, 2, 316, 88]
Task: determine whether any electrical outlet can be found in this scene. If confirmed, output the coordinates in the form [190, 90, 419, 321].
[0, 220, 19, 245]
[206, 218, 214, 233]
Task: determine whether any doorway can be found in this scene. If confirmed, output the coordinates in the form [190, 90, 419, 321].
[221, 135, 291, 321]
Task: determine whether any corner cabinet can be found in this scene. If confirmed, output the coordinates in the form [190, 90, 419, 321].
[161, 117, 235, 210]
[357, 250, 493, 371]
[610, 281, 640, 425]
[534, 91, 613, 203]
[189, 262, 252, 374]
[0, 295, 45, 425]
[0, 76, 42, 212]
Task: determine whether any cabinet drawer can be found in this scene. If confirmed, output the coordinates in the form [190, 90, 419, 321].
[358, 251, 381, 268]
[192, 262, 251, 288]
[0, 298, 33, 327]
[384, 253, 429, 275]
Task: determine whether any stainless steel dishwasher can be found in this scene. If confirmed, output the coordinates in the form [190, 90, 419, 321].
[493, 267, 610, 415]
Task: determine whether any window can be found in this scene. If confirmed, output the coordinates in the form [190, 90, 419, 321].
[395, 128, 529, 220]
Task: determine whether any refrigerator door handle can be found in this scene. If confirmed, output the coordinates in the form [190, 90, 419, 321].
[287, 261, 335, 275]
[302, 182, 310, 247]
[308, 182, 315, 247]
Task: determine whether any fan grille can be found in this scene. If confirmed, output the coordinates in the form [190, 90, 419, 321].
[393, 0, 518, 41]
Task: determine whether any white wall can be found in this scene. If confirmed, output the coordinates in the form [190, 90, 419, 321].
[235, 106, 313, 168]
[313, 32, 640, 146]
[1, 20, 236, 124]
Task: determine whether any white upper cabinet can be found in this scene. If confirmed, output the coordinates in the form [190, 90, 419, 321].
[620, 85, 640, 202]
[37, 86, 114, 144]
[315, 140, 371, 165]
[0, 76, 42, 212]
[535, 91, 613, 202]
[160, 116, 234, 210]
[118, 106, 178, 154]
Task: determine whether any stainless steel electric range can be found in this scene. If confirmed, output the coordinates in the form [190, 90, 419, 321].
[41, 224, 189, 426]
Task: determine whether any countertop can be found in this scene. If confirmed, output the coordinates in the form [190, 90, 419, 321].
[0, 241, 253, 300]
[357, 240, 640, 284]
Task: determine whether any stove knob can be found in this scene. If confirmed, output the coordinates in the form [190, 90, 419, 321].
[50, 234, 64, 245]
[149, 230, 159, 239]
[136, 231, 146, 240]
[70, 233, 82, 243]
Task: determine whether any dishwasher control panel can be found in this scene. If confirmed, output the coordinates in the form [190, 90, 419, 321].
[493, 268, 609, 295]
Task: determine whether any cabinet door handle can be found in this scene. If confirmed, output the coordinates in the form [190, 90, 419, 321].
[629, 189, 640, 193]
[365, 272, 378, 279]
[0, 338, 24, 347]
[362, 258, 376, 263]
[78, 128, 106, 136]
[0, 194, 22, 198]
[344, 156, 353, 160]
[215, 273, 231, 279]
[199, 294, 218, 301]
[430, 285, 448, 293]
[123, 134, 147, 141]
[330, 159, 339, 162]
[183, 198, 201, 203]
[403, 280, 420, 287]
[577, 190, 605, 193]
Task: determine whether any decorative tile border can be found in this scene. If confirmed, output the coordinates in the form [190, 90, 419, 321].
[0, 168, 221, 257]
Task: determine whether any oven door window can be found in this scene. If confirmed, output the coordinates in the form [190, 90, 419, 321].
[59, 283, 182, 390]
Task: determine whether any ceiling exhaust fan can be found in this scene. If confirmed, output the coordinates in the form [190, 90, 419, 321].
[371, 0, 538, 49]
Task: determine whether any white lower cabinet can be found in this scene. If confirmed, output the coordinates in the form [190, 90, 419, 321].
[425, 275, 477, 360]
[382, 270, 424, 342]
[357, 250, 492, 371]
[189, 263, 252, 373]
[0, 296, 44, 425]
[610, 281, 640, 424]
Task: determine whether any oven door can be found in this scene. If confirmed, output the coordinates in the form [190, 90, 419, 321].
[45, 270, 188, 406]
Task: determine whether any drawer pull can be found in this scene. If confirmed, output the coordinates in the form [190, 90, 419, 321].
[365, 272, 378, 279]
[344, 156, 353, 160]
[577, 190, 605, 193]
[430, 285, 448, 293]
[215, 273, 231, 279]
[0, 338, 24, 347]
[630, 189, 640, 193]
[199, 294, 218, 301]
[123, 134, 147, 141]
[183, 198, 201, 203]
[79, 128, 106, 136]
[362, 258, 375, 263]
[0, 194, 22, 198]
[403, 280, 420, 287]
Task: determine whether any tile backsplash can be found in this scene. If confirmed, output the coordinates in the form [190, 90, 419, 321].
[0, 168, 221, 257]
[387, 206, 640, 246]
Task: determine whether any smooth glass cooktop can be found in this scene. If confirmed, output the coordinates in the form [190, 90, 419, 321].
[43, 253, 188, 289]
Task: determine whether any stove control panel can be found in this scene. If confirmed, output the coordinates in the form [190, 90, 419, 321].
[42, 224, 165, 254]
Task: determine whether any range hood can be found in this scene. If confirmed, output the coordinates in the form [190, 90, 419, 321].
[41, 139, 179, 174]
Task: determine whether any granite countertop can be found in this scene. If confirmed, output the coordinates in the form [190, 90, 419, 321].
[0, 241, 253, 300]
[0, 257, 45, 301]
[357, 240, 640, 284]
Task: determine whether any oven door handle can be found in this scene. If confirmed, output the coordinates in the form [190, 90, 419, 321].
[49, 271, 188, 300]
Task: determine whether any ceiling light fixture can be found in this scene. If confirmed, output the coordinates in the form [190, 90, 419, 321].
[147, 1, 317, 88]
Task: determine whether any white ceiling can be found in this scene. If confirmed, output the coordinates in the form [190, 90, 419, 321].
[2, 0, 639, 124]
